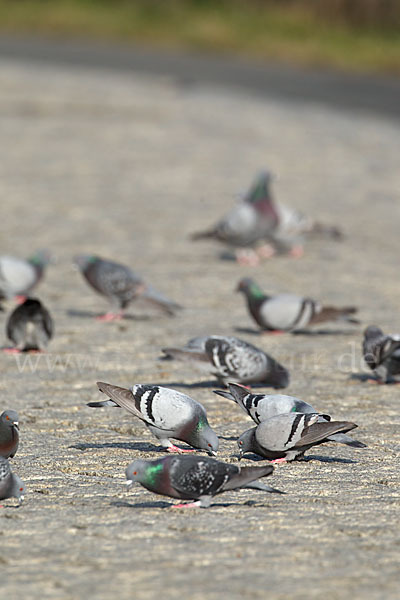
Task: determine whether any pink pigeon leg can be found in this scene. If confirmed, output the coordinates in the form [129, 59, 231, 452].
[172, 501, 201, 509]
[256, 243, 276, 259]
[289, 245, 304, 259]
[2, 348, 21, 354]
[166, 445, 195, 454]
[262, 330, 285, 335]
[235, 249, 260, 267]
[269, 457, 287, 464]
[15, 295, 27, 304]
[96, 312, 123, 322]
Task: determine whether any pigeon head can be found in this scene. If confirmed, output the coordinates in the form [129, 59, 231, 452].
[236, 278, 264, 298]
[1, 410, 19, 430]
[188, 418, 219, 456]
[73, 254, 99, 272]
[364, 325, 384, 340]
[125, 458, 162, 488]
[245, 172, 273, 205]
[28, 249, 52, 267]
[11, 474, 26, 504]
[237, 428, 257, 460]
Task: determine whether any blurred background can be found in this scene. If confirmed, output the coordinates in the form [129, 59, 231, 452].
[0, 0, 399, 74]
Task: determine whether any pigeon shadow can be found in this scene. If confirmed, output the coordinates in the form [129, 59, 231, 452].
[292, 328, 358, 336]
[234, 327, 262, 336]
[111, 499, 250, 509]
[349, 373, 399, 385]
[66, 309, 152, 321]
[157, 380, 220, 390]
[70, 441, 162, 453]
[237, 453, 356, 464]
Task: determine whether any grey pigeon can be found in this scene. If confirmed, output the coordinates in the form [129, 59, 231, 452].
[237, 412, 359, 462]
[125, 455, 283, 508]
[0, 456, 25, 505]
[237, 278, 358, 332]
[89, 382, 219, 455]
[0, 410, 19, 459]
[6, 298, 54, 352]
[362, 325, 400, 383]
[161, 335, 289, 388]
[191, 172, 278, 250]
[74, 254, 182, 320]
[191, 171, 342, 263]
[216, 383, 366, 448]
[0, 250, 51, 302]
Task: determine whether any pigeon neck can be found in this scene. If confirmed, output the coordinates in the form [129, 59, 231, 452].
[143, 463, 164, 490]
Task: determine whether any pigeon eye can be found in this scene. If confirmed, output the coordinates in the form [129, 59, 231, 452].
[6, 416, 9, 420]
[133, 471, 137, 475]
[19, 487, 23, 491]
[208, 444, 212, 447]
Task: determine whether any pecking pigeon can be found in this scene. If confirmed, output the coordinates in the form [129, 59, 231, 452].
[0, 456, 25, 505]
[237, 278, 358, 332]
[216, 383, 366, 448]
[237, 413, 359, 462]
[0, 410, 19, 459]
[125, 455, 283, 508]
[362, 325, 400, 383]
[5, 298, 54, 352]
[89, 382, 219, 455]
[0, 250, 51, 303]
[74, 254, 182, 320]
[161, 335, 289, 388]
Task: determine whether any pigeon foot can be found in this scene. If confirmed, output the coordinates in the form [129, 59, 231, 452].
[167, 445, 195, 454]
[172, 501, 201, 509]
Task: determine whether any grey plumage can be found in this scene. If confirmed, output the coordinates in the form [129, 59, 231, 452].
[237, 412, 359, 462]
[237, 278, 358, 332]
[0, 250, 51, 300]
[6, 298, 54, 351]
[216, 383, 366, 448]
[0, 410, 19, 459]
[0, 456, 25, 505]
[162, 335, 289, 388]
[125, 455, 283, 508]
[363, 325, 400, 383]
[74, 254, 182, 318]
[90, 382, 219, 455]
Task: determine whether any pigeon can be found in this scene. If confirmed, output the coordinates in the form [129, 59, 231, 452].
[237, 278, 358, 332]
[362, 325, 400, 383]
[161, 335, 289, 388]
[0, 456, 25, 506]
[191, 171, 342, 263]
[216, 383, 366, 448]
[237, 413, 359, 462]
[5, 298, 54, 353]
[0, 410, 19, 459]
[89, 382, 219, 455]
[0, 250, 51, 302]
[74, 255, 182, 320]
[125, 455, 283, 508]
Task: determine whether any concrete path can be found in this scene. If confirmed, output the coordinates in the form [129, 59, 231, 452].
[0, 42, 399, 600]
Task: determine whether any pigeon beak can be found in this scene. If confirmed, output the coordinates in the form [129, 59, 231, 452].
[208, 450, 217, 457]
[125, 480, 133, 489]
[238, 451, 243, 461]
[14, 422, 19, 430]
[19, 495, 24, 505]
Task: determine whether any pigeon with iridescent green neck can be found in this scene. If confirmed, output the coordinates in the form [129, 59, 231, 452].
[89, 382, 219, 455]
[216, 383, 366, 448]
[74, 254, 182, 321]
[0, 456, 25, 506]
[125, 455, 283, 508]
[0, 250, 51, 302]
[237, 277, 358, 332]
[238, 413, 359, 463]
[0, 410, 19, 459]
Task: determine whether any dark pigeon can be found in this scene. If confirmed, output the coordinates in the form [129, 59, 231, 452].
[363, 325, 400, 383]
[0, 410, 19, 459]
[6, 298, 54, 352]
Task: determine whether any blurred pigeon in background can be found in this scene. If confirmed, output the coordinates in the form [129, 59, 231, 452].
[362, 325, 400, 383]
[162, 334, 289, 387]
[237, 412, 359, 462]
[74, 254, 182, 320]
[0, 410, 19, 459]
[89, 382, 219, 455]
[0, 456, 25, 506]
[125, 455, 283, 508]
[237, 278, 358, 332]
[216, 383, 366, 448]
[0, 250, 51, 306]
[5, 298, 54, 352]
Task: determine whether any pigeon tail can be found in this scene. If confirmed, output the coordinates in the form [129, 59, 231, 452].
[310, 306, 359, 325]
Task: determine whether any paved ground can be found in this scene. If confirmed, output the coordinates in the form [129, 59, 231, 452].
[0, 45, 399, 600]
